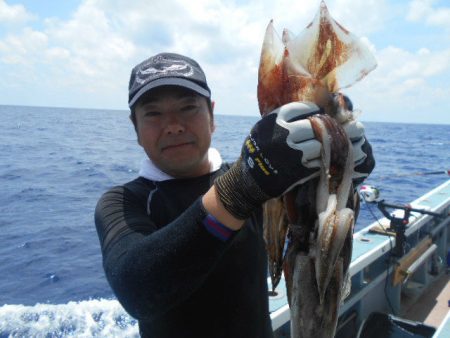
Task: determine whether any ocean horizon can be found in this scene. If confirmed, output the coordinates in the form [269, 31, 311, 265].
[2, 104, 449, 126]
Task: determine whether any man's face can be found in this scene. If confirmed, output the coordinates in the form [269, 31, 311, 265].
[134, 86, 215, 178]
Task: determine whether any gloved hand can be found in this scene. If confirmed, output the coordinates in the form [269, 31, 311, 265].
[343, 119, 375, 186]
[333, 93, 375, 186]
[215, 102, 322, 219]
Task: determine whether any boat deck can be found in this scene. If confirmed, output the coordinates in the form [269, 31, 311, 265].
[403, 273, 449, 328]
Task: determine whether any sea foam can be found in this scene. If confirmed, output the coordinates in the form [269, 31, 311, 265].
[0, 299, 138, 337]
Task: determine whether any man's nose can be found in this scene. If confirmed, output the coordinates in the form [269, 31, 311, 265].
[164, 114, 185, 135]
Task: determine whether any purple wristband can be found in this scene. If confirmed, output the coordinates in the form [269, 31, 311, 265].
[202, 214, 236, 242]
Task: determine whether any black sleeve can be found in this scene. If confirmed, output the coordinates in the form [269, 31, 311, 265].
[94, 186, 234, 321]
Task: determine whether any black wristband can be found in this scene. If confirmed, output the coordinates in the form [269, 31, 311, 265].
[215, 161, 270, 219]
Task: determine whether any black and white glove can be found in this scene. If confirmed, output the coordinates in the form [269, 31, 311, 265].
[215, 102, 322, 219]
[334, 93, 375, 186]
[343, 120, 375, 186]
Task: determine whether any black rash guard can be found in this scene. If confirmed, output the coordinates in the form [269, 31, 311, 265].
[95, 163, 273, 338]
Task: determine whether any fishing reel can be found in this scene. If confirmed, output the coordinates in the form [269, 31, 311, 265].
[359, 185, 380, 203]
[359, 184, 407, 256]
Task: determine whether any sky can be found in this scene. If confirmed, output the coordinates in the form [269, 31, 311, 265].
[0, 0, 449, 124]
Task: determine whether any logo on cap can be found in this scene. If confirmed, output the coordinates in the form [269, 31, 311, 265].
[135, 55, 194, 85]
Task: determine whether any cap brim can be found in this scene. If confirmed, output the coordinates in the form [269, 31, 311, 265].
[129, 77, 210, 108]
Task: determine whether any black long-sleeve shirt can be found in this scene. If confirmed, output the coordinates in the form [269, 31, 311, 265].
[95, 164, 273, 338]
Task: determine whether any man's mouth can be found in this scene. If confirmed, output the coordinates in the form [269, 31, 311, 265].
[161, 142, 194, 152]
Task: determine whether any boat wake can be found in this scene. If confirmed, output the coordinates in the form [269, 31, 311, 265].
[0, 299, 138, 337]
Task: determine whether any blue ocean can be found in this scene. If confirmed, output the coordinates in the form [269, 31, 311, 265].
[0, 105, 449, 336]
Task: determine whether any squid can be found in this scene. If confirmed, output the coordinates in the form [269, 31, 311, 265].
[258, 1, 376, 337]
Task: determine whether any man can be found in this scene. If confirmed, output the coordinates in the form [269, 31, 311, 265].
[95, 52, 375, 338]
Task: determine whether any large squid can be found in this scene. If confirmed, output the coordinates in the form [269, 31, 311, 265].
[258, 2, 376, 337]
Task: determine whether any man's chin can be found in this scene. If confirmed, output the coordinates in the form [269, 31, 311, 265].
[160, 159, 207, 178]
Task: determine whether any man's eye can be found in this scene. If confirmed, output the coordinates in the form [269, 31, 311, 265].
[144, 111, 161, 117]
[181, 105, 198, 112]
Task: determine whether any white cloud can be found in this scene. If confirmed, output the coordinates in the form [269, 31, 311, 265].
[0, 0, 136, 103]
[376, 46, 450, 82]
[44, 2, 135, 75]
[0, 0, 449, 124]
[81, 0, 279, 112]
[427, 7, 450, 26]
[407, 0, 434, 20]
[345, 43, 450, 124]
[0, 28, 48, 65]
[0, 0, 34, 26]
[331, 0, 390, 35]
[407, 0, 450, 29]
[45, 47, 71, 61]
